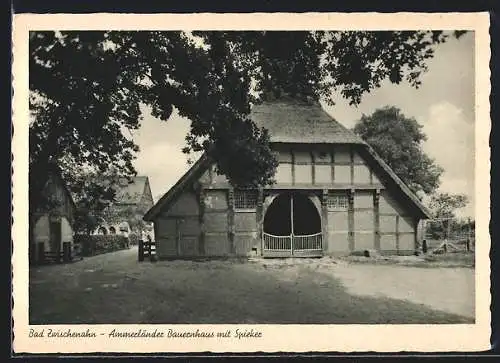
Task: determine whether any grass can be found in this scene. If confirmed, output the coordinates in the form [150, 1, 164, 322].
[423, 252, 475, 266]
[29, 247, 474, 325]
[342, 251, 475, 268]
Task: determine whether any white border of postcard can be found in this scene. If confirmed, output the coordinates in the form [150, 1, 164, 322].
[12, 12, 491, 353]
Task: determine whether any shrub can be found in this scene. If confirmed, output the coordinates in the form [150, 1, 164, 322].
[128, 232, 140, 246]
[74, 234, 129, 257]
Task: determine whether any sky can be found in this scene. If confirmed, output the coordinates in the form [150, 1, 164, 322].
[131, 31, 476, 219]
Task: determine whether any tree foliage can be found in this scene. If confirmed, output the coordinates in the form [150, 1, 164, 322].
[58, 157, 122, 234]
[426, 192, 470, 240]
[101, 204, 149, 233]
[429, 192, 468, 219]
[353, 106, 444, 196]
[29, 30, 466, 216]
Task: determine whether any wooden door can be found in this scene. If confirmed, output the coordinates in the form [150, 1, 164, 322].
[176, 218, 200, 257]
[49, 220, 61, 253]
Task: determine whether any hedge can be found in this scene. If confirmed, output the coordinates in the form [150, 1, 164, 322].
[128, 232, 140, 246]
[74, 234, 130, 257]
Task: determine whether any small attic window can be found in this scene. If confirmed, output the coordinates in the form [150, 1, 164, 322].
[234, 189, 258, 210]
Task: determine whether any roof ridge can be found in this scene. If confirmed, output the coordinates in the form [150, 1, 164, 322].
[250, 97, 365, 145]
[316, 103, 365, 143]
[143, 154, 211, 221]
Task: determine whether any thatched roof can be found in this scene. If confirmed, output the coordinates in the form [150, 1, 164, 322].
[102, 176, 152, 225]
[114, 176, 149, 205]
[251, 96, 365, 145]
[361, 145, 432, 218]
[144, 97, 431, 221]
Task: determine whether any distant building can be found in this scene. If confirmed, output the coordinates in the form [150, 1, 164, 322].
[93, 176, 155, 239]
[144, 96, 431, 259]
[30, 164, 76, 263]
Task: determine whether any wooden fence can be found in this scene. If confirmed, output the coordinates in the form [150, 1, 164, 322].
[31, 242, 73, 265]
[422, 237, 474, 254]
[138, 240, 157, 262]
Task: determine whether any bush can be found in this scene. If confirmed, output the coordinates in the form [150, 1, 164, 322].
[74, 234, 129, 257]
[128, 232, 140, 246]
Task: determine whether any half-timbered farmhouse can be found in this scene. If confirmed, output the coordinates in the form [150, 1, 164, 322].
[94, 176, 155, 238]
[144, 96, 431, 258]
[30, 164, 76, 264]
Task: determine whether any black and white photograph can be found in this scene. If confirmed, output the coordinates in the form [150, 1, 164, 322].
[12, 12, 491, 353]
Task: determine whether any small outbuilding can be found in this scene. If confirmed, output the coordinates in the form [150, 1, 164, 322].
[144, 96, 431, 259]
[30, 164, 76, 263]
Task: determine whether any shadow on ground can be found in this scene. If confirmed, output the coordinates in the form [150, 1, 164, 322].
[29, 248, 473, 325]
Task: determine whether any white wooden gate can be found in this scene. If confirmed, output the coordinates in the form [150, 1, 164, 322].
[262, 194, 323, 257]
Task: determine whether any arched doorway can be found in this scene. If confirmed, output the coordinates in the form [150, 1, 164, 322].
[263, 192, 323, 257]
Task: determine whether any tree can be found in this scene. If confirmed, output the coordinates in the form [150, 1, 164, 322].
[102, 204, 149, 233]
[429, 192, 468, 220]
[426, 192, 469, 240]
[59, 157, 123, 234]
[29, 30, 466, 216]
[353, 106, 443, 197]
[69, 175, 117, 235]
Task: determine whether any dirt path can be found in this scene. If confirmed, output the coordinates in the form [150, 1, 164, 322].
[317, 262, 475, 318]
[29, 248, 475, 324]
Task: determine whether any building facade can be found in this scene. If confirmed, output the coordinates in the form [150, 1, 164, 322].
[93, 176, 155, 239]
[31, 165, 76, 263]
[144, 97, 431, 259]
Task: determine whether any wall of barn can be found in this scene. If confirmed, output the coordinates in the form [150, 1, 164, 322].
[325, 188, 417, 256]
[43, 173, 75, 223]
[154, 185, 260, 258]
[272, 144, 417, 256]
[154, 189, 201, 258]
[378, 189, 417, 255]
[203, 189, 230, 256]
[33, 215, 50, 248]
[155, 142, 420, 258]
[196, 144, 382, 188]
[203, 188, 260, 257]
[272, 144, 382, 187]
[33, 214, 74, 253]
[198, 167, 260, 256]
[233, 210, 260, 256]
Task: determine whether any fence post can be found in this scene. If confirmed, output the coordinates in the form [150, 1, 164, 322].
[422, 239, 427, 254]
[150, 241, 156, 262]
[138, 240, 144, 262]
[466, 238, 470, 252]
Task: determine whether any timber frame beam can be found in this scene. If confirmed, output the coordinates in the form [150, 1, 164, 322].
[321, 189, 329, 253]
[348, 188, 355, 252]
[374, 188, 381, 251]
